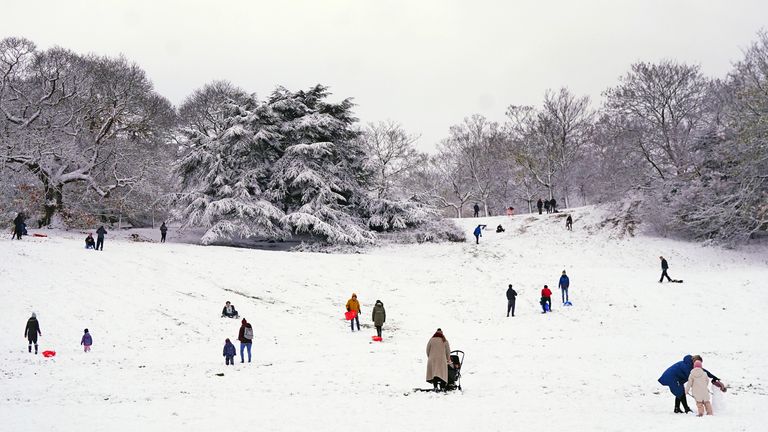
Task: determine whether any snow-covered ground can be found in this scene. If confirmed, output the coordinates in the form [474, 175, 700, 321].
[2, 206, 767, 432]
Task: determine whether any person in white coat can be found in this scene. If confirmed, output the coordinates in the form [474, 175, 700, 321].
[685, 360, 713, 416]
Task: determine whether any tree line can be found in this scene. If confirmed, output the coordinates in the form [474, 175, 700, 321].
[1, 33, 766, 245]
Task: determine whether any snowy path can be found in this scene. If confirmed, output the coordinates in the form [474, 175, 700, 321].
[2, 207, 767, 431]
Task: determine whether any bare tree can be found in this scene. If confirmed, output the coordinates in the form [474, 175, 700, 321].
[0, 37, 175, 225]
[358, 120, 425, 199]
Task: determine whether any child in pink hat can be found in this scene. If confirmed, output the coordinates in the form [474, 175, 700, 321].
[685, 360, 713, 416]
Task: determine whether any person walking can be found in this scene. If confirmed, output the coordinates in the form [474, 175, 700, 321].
[659, 256, 673, 283]
[372, 300, 386, 337]
[223, 338, 236, 366]
[565, 215, 573, 231]
[13, 212, 25, 240]
[237, 318, 253, 363]
[544, 199, 551, 214]
[426, 328, 451, 392]
[24, 313, 41, 354]
[160, 222, 168, 243]
[96, 226, 107, 251]
[473, 224, 486, 244]
[506, 284, 517, 317]
[346, 293, 361, 332]
[540, 285, 553, 313]
[473, 203, 480, 218]
[686, 360, 714, 416]
[558, 271, 570, 304]
[81, 329, 93, 352]
[536, 198, 543, 215]
[550, 198, 557, 213]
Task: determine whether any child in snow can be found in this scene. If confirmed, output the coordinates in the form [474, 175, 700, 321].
[81, 328, 92, 352]
[85, 233, 96, 249]
[496, 224, 505, 233]
[223, 338, 236, 365]
[540, 285, 553, 313]
[685, 360, 713, 416]
[473, 225, 486, 244]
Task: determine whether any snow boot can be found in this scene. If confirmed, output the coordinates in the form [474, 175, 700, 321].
[28, 344, 31, 353]
[680, 395, 693, 413]
[674, 396, 683, 413]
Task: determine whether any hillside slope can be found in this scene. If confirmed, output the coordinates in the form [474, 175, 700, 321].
[2, 206, 767, 432]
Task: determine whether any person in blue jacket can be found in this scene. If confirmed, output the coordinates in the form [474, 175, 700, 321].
[473, 225, 486, 244]
[223, 338, 236, 365]
[658, 354, 722, 413]
[558, 270, 570, 304]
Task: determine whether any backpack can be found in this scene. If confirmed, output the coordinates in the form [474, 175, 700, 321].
[243, 326, 254, 340]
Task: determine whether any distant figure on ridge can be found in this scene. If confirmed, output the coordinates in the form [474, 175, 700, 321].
[160, 222, 168, 243]
[473, 224, 486, 244]
[536, 198, 543, 215]
[13, 212, 25, 240]
[550, 198, 557, 213]
[473, 203, 480, 218]
[96, 226, 107, 251]
[565, 215, 573, 231]
[544, 199, 551, 214]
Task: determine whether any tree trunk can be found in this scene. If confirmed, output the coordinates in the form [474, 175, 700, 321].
[41, 184, 64, 227]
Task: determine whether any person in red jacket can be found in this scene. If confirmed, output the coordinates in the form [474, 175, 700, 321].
[540, 285, 553, 313]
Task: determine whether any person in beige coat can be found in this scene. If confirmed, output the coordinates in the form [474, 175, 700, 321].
[685, 360, 713, 416]
[426, 328, 451, 391]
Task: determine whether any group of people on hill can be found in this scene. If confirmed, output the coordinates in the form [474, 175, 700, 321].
[345, 293, 387, 337]
[505, 270, 571, 316]
[23, 313, 93, 354]
[219, 301, 253, 365]
[536, 198, 558, 214]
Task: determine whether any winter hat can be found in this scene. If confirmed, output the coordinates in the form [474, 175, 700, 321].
[694, 360, 702, 368]
[562, 270, 566, 274]
[352, 293, 357, 298]
[225, 338, 231, 343]
[84, 328, 89, 333]
[31, 312, 36, 318]
[241, 318, 247, 325]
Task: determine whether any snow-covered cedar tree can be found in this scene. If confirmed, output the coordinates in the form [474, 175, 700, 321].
[176, 83, 436, 246]
[175, 90, 286, 245]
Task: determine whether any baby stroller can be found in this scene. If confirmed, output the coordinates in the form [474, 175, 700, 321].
[445, 350, 464, 391]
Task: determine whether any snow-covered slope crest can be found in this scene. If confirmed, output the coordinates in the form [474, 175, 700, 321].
[1, 205, 767, 432]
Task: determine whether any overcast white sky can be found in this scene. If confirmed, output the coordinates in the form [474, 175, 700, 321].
[4, 0, 767, 151]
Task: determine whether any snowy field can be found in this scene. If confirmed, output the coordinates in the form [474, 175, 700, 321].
[2, 206, 767, 432]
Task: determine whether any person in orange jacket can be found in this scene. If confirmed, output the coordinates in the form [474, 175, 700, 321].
[346, 293, 361, 332]
[540, 285, 553, 313]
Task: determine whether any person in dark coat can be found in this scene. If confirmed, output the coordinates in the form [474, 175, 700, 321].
[96, 226, 107, 251]
[506, 284, 517, 317]
[13, 213, 24, 240]
[536, 198, 543, 215]
[659, 256, 672, 282]
[221, 301, 239, 318]
[81, 328, 93, 352]
[495, 224, 505, 233]
[558, 271, 570, 304]
[550, 198, 557, 213]
[565, 215, 573, 231]
[24, 313, 41, 354]
[473, 203, 480, 217]
[85, 233, 96, 249]
[473, 225, 486, 244]
[160, 222, 168, 243]
[223, 338, 236, 365]
[372, 300, 386, 337]
[658, 355, 722, 413]
[543, 199, 551, 214]
[238, 319, 253, 363]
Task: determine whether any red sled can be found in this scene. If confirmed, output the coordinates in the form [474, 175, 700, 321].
[371, 336, 382, 342]
[33, 233, 48, 238]
[42, 350, 56, 358]
[344, 310, 357, 320]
